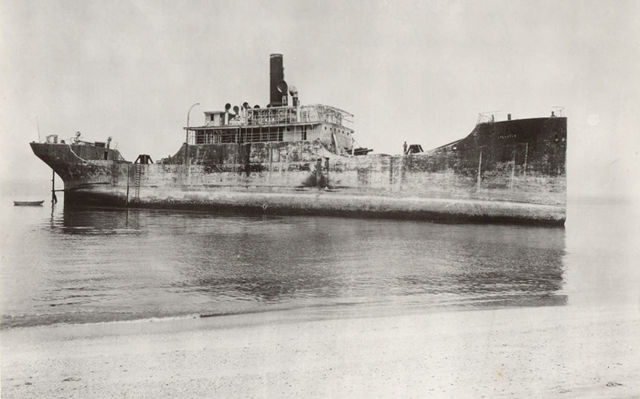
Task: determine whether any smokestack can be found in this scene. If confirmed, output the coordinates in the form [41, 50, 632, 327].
[270, 53, 287, 107]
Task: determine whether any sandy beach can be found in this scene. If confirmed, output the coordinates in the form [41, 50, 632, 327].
[2, 304, 638, 398]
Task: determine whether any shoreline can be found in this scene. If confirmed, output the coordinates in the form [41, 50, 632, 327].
[2, 304, 638, 398]
[0, 291, 570, 331]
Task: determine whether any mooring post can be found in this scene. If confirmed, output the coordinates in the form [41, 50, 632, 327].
[51, 169, 57, 204]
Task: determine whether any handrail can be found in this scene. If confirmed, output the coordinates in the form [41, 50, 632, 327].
[194, 104, 354, 130]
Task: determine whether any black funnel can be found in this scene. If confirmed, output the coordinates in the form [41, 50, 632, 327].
[270, 54, 287, 106]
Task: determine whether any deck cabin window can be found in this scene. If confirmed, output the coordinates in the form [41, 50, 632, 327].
[195, 127, 288, 144]
[193, 123, 334, 144]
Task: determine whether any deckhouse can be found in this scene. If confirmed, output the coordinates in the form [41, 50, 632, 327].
[186, 54, 355, 155]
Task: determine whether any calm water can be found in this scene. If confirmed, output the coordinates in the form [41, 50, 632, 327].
[1, 195, 638, 329]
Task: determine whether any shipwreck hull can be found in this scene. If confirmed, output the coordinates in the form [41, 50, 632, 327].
[64, 190, 565, 225]
[31, 118, 566, 226]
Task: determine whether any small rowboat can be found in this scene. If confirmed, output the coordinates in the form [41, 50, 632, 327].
[13, 200, 45, 206]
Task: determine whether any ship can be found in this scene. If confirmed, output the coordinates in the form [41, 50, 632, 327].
[31, 54, 567, 226]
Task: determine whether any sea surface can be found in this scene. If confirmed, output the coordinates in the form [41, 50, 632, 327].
[1, 194, 638, 329]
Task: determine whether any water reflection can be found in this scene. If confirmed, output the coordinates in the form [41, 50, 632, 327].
[50, 205, 142, 235]
[1, 204, 566, 328]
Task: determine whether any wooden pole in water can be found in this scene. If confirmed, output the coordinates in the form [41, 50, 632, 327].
[51, 169, 57, 204]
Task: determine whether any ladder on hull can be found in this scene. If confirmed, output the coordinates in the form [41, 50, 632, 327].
[133, 164, 142, 200]
[128, 154, 152, 205]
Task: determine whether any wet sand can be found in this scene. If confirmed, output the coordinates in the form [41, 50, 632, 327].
[2, 305, 639, 398]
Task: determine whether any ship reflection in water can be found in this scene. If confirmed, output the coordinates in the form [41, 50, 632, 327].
[1, 204, 566, 328]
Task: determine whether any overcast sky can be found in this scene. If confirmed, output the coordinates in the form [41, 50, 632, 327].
[1, 0, 639, 198]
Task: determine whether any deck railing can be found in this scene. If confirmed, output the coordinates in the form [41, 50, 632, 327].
[223, 104, 353, 128]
